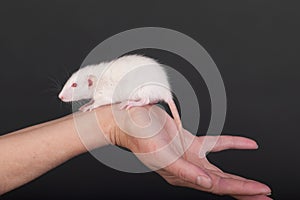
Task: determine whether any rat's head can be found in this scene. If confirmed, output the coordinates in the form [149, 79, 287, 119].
[58, 71, 97, 102]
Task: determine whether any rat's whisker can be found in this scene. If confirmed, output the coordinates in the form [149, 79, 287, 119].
[61, 66, 74, 82]
[47, 76, 61, 91]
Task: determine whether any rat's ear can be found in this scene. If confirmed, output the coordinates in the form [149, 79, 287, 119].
[88, 75, 97, 88]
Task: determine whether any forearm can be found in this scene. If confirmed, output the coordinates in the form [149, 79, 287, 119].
[0, 108, 112, 195]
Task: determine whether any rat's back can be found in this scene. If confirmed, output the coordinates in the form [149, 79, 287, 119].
[107, 55, 167, 82]
[97, 54, 172, 103]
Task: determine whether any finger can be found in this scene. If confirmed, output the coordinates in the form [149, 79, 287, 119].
[210, 136, 258, 152]
[223, 171, 251, 181]
[212, 177, 271, 195]
[162, 176, 271, 199]
[204, 170, 271, 195]
[207, 169, 248, 181]
[225, 173, 272, 197]
[166, 158, 212, 189]
[233, 194, 273, 200]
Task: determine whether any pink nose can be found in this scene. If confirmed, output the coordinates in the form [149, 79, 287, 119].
[59, 95, 64, 100]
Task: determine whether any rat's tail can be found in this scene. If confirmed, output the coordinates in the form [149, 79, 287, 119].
[168, 99, 187, 159]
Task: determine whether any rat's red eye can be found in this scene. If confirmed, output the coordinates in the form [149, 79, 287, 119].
[71, 83, 77, 88]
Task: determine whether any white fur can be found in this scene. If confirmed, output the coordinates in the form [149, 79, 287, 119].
[59, 54, 172, 110]
[59, 55, 185, 157]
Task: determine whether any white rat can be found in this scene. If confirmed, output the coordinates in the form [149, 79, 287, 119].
[58, 54, 185, 153]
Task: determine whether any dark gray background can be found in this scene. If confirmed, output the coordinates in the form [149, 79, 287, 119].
[0, 0, 299, 199]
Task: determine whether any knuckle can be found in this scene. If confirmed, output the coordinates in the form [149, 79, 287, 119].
[177, 168, 187, 181]
[208, 177, 222, 194]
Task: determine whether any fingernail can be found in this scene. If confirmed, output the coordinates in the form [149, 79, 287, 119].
[262, 187, 271, 194]
[197, 176, 212, 188]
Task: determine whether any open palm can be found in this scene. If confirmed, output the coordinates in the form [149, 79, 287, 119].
[118, 106, 272, 200]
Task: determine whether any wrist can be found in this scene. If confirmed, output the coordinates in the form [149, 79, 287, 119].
[71, 107, 114, 151]
[92, 104, 161, 152]
[93, 105, 129, 148]
[94, 104, 141, 150]
[96, 105, 161, 152]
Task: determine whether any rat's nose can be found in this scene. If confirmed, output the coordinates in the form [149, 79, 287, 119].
[58, 95, 64, 100]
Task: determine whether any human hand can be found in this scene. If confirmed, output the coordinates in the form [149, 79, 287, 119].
[105, 105, 272, 200]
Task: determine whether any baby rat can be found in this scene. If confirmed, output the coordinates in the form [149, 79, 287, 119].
[59, 54, 185, 154]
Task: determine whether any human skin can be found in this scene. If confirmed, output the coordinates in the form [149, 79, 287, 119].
[0, 104, 271, 199]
